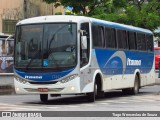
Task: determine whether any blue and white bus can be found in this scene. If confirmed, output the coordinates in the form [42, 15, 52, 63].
[14, 15, 155, 102]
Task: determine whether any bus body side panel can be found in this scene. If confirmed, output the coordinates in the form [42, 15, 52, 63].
[92, 49, 155, 90]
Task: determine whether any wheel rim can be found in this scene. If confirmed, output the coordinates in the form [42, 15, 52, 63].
[95, 83, 98, 96]
[134, 80, 139, 93]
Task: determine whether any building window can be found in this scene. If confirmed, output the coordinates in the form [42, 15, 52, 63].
[2, 20, 17, 34]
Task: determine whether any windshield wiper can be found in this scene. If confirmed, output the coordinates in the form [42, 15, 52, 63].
[25, 49, 41, 71]
[46, 24, 70, 69]
[48, 24, 69, 49]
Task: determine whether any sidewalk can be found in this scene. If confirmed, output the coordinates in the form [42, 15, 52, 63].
[0, 75, 15, 95]
[0, 85, 15, 95]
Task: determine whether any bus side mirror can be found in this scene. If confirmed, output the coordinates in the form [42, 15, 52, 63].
[81, 36, 87, 50]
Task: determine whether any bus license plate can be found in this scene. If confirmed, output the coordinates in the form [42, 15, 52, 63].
[38, 88, 48, 92]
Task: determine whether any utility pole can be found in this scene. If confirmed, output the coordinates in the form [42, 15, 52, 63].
[52, 3, 54, 15]
[24, 0, 27, 19]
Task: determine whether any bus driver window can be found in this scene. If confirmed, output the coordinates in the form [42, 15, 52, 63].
[80, 23, 90, 67]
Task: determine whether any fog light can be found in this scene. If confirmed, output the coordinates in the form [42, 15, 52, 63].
[16, 87, 20, 91]
[71, 86, 75, 91]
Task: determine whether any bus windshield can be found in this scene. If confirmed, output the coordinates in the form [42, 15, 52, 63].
[15, 23, 77, 72]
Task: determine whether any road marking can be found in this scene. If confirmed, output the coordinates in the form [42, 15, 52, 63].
[98, 102, 110, 105]
[1, 93, 160, 110]
[46, 106, 60, 109]
[82, 104, 97, 107]
[67, 105, 80, 108]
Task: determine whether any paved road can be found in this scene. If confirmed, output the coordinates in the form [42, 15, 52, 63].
[1, 85, 160, 120]
[0, 85, 160, 111]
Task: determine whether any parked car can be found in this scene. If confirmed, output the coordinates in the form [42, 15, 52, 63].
[154, 47, 160, 69]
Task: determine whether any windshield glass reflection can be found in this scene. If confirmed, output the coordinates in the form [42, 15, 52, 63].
[15, 23, 77, 72]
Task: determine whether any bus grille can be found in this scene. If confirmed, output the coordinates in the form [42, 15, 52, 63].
[24, 88, 64, 92]
[28, 81, 58, 84]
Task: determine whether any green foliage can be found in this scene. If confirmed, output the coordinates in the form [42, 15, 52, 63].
[43, 0, 110, 15]
[55, 12, 62, 15]
[65, 12, 74, 15]
[155, 32, 160, 39]
[91, 0, 160, 31]
[43, 0, 160, 31]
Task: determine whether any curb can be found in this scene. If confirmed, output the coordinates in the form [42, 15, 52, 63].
[0, 85, 15, 95]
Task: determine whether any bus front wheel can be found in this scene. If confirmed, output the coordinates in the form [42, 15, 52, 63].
[40, 94, 48, 102]
[87, 82, 97, 102]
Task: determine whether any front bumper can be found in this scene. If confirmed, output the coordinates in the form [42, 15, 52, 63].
[14, 77, 81, 94]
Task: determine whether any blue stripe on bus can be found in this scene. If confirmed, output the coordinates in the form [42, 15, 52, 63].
[15, 68, 75, 82]
[94, 49, 154, 75]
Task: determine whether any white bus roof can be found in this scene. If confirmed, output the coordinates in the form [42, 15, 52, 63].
[17, 15, 87, 25]
[17, 15, 152, 34]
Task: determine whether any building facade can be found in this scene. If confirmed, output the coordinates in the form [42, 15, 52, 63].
[0, 0, 23, 34]
[0, 0, 64, 35]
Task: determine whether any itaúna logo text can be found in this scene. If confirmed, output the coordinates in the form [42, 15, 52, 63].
[127, 58, 141, 66]
[25, 75, 42, 79]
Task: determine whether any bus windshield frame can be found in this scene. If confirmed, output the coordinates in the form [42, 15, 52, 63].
[15, 23, 77, 72]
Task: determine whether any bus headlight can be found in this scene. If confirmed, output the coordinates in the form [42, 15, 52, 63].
[15, 76, 28, 84]
[60, 74, 78, 83]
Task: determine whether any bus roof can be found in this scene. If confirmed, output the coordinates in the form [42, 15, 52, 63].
[90, 18, 152, 34]
[17, 15, 87, 25]
[17, 15, 152, 34]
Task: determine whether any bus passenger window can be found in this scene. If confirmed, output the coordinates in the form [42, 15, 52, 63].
[105, 27, 116, 48]
[117, 29, 127, 49]
[146, 34, 153, 52]
[128, 31, 136, 50]
[92, 25, 104, 48]
[137, 33, 146, 51]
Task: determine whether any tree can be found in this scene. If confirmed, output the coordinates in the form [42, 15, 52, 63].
[43, 0, 160, 31]
[91, 0, 160, 31]
[43, 0, 109, 15]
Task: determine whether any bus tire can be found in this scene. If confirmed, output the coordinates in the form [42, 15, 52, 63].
[122, 75, 139, 95]
[87, 82, 97, 102]
[130, 75, 139, 95]
[40, 94, 48, 102]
